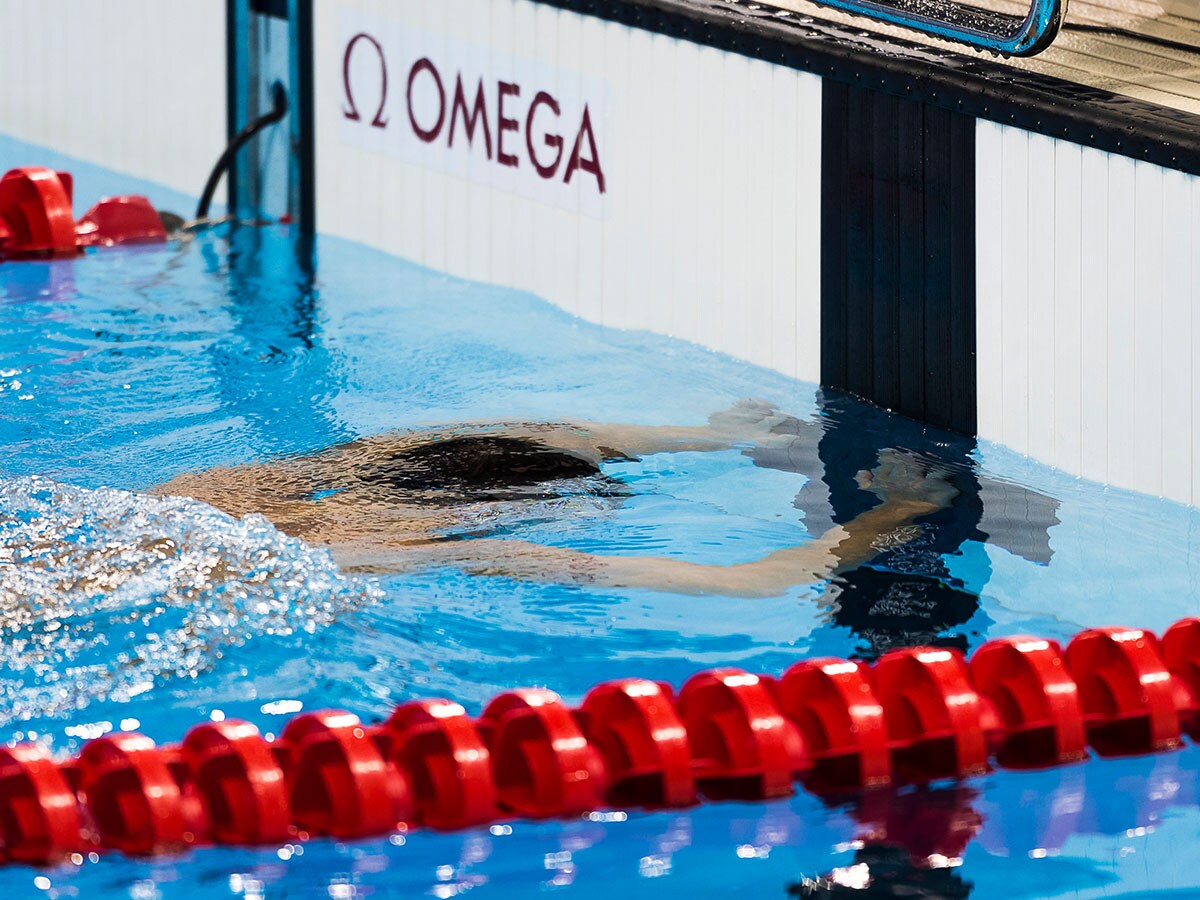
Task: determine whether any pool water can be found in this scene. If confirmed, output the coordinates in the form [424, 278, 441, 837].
[3, 139, 1200, 898]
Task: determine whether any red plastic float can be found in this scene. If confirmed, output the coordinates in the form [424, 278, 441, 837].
[0, 166, 167, 262]
[2, 617, 1200, 865]
[676, 668, 806, 800]
[579, 679, 694, 808]
[1161, 617, 1200, 738]
[0, 744, 82, 864]
[181, 720, 291, 845]
[1065, 627, 1182, 755]
[874, 648, 999, 781]
[278, 711, 409, 839]
[75, 733, 196, 855]
[479, 689, 606, 819]
[777, 658, 890, 791]
[384, 699, 496, 830]
[969, 636, 1088, 767]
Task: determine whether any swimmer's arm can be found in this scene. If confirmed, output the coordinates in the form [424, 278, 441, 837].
[383, 450, 954, 596]
[393, 496, 939, 598]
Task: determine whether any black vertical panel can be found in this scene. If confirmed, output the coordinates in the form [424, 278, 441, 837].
[820, 82, 850, 391]
[821, 81, 976, 435]
[896, 98, 925, 418]
[948, 113, 977, 434]
[922, 104, 953, 431]
[871, 94, 899, 412]
[844, 89, 876, 401]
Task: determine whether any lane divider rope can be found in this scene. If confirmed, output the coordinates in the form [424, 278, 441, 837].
[3, 618, 1200, 865]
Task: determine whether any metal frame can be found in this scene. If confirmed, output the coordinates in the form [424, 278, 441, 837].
[811, 0, 1067, 56]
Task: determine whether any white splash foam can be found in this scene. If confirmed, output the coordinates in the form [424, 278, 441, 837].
[0, 474, 381, 724]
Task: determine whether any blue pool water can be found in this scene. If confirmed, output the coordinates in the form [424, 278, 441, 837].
[4, 139, 1200, 897]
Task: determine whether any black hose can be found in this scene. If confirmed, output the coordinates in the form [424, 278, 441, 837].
[196, 81, 289, 220]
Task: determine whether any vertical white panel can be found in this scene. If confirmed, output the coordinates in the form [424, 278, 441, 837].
[1051, 140, 1083, 477]
[717, 52, 753, 364]
[1133, 162, 1165, 498]
[1161, 168, 1192, 504]
[599, 17, 633, 331]
[1192, 177, 1200, 506]
[1078, 146, 1110, 485]
[619, 27, 656, 333]
[769, 63, 800, 379]
[691, 44, 727, 356]
[669, 38, 703, 346]
[978, 120, 1200, 505]
[642, 32, 676, 337]
[743, 58, 777, 372]
[0, 0, 225, 202]
[794, 74, 822, 385]
[999, 125, 1030, 454]
[1106, 154, 1138, 490]
[974, 119, 1006, 445]
[1025, 132, 1057, 466]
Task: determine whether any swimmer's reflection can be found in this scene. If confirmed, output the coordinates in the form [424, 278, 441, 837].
[754, 390, 1060, 658]
[157, 393, 1058, 653]
[792, 787, 980, 899]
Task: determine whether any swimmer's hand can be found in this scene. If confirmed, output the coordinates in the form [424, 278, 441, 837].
[855, 448, 958, 510]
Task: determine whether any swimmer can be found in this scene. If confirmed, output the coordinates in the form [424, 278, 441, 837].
[154, 400, 959, 597]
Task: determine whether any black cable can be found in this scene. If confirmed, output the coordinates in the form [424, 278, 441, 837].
[196, 81, 289, 220]
[1062, 22, 1200, 56]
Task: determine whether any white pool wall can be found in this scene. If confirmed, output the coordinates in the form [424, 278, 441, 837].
[976, 121, 1200, 505]
[0, 0, 226, 203]
[314, 0, 823, 384]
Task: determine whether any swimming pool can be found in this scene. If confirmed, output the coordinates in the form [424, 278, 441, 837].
[4, 142, 1200, 897]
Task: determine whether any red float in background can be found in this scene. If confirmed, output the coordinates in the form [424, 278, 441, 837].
[0, 168, 77, 259]
[0, 166, 168, 262]
[75, 196, 167, 248]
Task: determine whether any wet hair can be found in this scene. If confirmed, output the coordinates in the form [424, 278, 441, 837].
[355, 435, 620, 506]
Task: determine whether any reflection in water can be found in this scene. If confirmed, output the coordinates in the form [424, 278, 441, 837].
[749, 389, 1061, 658]
[200, 223, 356, 457]
[789, 748, 1200, 900]
[792, 787, 980, 898]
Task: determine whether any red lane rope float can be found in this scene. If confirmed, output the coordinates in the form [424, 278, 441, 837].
[0, 166, 166, 262]
[5, 617, 1200, 866]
